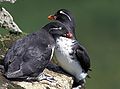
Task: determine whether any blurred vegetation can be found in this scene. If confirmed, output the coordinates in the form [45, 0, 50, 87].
[0, 0, 120, 89]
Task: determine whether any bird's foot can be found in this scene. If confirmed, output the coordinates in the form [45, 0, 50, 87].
[37, 73, 55, 82]
[26, 73, 55, 82]
[72, 85, 85, 89]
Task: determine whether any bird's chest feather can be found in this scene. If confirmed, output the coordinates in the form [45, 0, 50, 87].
[55, 37, 87, 80]
[55, 37, 80, 72]
[55, 37, 73, 61]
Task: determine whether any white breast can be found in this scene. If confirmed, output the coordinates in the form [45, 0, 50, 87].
[55, 37, 87, 80]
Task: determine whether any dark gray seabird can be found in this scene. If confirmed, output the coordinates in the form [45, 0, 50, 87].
[48, 9, 91, 88]
[2, 21, 71, 81]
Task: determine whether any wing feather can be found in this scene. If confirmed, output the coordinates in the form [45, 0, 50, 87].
[74, 43, 91, 73]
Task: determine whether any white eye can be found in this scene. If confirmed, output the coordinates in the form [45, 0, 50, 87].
[59, 11, 72, 21]
[60, 11, 64, 14]
[59, 27, 62, 30]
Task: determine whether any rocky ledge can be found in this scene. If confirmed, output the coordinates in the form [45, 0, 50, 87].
[0, 34, 73, 89]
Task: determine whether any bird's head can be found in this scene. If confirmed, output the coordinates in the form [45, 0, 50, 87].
[43, 22, 73, 39]
[48, 9, 75, 35]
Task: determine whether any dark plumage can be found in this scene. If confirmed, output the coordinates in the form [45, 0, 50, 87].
[73, 42, 91, 73]
[48, 9, 76, 37]
[3, 21, 70, 81]
[48, 9, 91, 88]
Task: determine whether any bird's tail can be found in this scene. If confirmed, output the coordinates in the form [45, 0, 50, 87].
[0, 65, 5, 73]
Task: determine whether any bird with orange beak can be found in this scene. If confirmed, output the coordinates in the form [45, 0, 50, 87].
[48, 9, 91, 89]
[48, 9, 76, 37]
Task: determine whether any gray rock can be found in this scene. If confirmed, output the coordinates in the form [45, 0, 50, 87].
[12, 68, 73, 89]
[0, 72, 24, 89]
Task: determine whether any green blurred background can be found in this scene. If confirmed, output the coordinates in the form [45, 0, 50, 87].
[0, 0, 120, 89]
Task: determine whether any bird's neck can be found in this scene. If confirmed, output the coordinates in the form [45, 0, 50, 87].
[56, 37, 75, 49]
[60, 20, 76, 38]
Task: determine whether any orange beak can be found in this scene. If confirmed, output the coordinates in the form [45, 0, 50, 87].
[48, 15, 56, 20]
